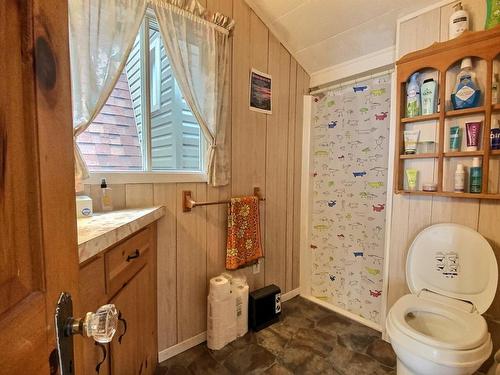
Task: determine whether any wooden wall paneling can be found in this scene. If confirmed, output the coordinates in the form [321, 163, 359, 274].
[231, 3, 269, 290]
[248, 11, 269, 292]
[126, 183, 154, 208]
[430, 196, 480, 228]
[285, 58, 298, 292]
[477, 200, 500, 370]
[176, 183, 207, 341]
[386, 194, 411, 308]
[153, 183, 178, 350]
[292, 66, 306, 289]
[264, 35, 290, 290]
[398, 17, 418, 58]
[206, 0, 233, 284]
[110, 184, 126, 210]
[399, 7, 440, 58]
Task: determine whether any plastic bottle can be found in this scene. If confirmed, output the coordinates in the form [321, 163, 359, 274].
[451, 58, 481, 110]
[406, 72, 421, 118]
[454, 164, 465, 192]
[449, 2, 469, 39]
[469, 157, 482, 193]
[421, 78, 438, 115]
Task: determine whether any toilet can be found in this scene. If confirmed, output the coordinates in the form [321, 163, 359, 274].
[386, 223, 498, 375]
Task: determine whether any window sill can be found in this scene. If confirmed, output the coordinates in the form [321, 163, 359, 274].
[85, 171, 208, 185]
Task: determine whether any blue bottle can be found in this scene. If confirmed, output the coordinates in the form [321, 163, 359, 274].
[451, 58, 481, 110]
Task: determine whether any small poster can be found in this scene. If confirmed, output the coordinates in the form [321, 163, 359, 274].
[249, 68, 272, 114]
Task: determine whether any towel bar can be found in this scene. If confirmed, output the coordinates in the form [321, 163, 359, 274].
[183, 187, 265, 212]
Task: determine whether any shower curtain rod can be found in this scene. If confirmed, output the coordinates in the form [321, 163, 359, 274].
[309, 67, 394, 95]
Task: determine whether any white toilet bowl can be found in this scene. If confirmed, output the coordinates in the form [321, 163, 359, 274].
[386, 224, 498, 375]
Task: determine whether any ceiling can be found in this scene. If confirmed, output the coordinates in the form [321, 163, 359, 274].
[245, 0, 440, 75]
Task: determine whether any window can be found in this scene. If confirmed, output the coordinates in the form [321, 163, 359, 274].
[76, 13, 204, 175]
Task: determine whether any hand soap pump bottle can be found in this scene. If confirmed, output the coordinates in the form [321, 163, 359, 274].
[451, 57, 480, 110]
[100, 178, 113, 211]
[449, 2, 469, 39]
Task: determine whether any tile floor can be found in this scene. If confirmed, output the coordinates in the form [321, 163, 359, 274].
[156, 296, 397, 374]
[156, 296, 488, 374]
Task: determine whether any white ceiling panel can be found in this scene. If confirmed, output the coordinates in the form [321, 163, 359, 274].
[246, 0, 442, 74]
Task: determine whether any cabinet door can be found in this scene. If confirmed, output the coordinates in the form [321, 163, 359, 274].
[110, 265, 156, 375]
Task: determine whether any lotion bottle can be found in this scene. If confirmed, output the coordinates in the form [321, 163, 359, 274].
[449, 2, 469, 39]
[100, 178, 113, 211]
[454, 164, 465, 192]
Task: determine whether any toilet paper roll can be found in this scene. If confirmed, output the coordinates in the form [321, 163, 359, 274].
[234, 284, 249, 337]
[209, 276, 231, 300]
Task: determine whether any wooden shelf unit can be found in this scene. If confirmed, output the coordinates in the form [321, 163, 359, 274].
[394, 26, 500, 199]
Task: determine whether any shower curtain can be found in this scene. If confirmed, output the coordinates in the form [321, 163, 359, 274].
[309, 74, 391, 325]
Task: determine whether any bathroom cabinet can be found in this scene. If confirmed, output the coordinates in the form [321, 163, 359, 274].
[77, 224, 158, 375]
[395, 26, 500, 199]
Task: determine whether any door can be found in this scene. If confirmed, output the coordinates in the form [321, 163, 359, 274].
[0, 0, 81, 373]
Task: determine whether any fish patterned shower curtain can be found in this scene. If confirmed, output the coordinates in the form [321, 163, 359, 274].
[309, 74, 391, 325]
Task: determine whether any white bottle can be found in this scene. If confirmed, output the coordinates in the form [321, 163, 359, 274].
[449, 2, 469, 39]
[454, 164, 465, 192]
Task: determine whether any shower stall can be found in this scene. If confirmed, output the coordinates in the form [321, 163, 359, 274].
[301, 72, 393, 330]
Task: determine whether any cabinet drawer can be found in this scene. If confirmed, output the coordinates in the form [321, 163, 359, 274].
[105, 227, 150, 296]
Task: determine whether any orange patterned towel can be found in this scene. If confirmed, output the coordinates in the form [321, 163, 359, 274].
[225, 196, 263, 270]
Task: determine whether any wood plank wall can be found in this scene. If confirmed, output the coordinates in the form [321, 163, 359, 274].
[85, 0, 310, 353]
[389, 0, 499, 367]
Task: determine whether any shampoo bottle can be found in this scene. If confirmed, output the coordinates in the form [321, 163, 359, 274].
[406, 72, 421, 118]
[421, 78, 438, 115]
[454, 164, 465, 192]
[449, 2, 469, 39]
[100, 178, 113, 211]
[469, 157, 482, 193]
[451, 58, 481, 110]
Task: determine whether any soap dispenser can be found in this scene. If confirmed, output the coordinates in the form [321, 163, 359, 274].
[449, 2, 469, 39]
[100, 178, 113, 211]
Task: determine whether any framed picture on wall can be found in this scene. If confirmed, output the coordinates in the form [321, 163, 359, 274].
[249, 68, 272, 114]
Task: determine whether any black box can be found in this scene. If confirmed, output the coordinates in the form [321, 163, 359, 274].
[248, 284, 281, 331]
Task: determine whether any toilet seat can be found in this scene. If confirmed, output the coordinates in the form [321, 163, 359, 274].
[388, 294, 488, 351]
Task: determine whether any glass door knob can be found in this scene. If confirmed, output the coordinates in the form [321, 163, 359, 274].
[69, 304, 118, 343]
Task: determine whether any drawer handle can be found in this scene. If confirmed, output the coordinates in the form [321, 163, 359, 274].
[126, 249, 140, 262]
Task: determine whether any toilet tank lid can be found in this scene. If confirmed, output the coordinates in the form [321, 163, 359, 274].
[406, 223, 498, 314]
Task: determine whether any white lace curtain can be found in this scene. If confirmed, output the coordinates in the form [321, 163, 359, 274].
[69, 0, 148, 186]
[152, 0, 234, 186]
[70, 0, 234, 187]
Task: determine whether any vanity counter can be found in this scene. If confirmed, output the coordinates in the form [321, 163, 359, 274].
[77, 206, 165, 264]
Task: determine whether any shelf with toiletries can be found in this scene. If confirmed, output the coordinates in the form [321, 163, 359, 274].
[394, 26, 500, 200]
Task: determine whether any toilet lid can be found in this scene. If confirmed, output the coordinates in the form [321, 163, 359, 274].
[406, 223, 498, 313]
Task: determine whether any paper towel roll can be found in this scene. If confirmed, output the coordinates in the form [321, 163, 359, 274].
[235, 284, 249, 337]
[209, 276, 231, 300]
